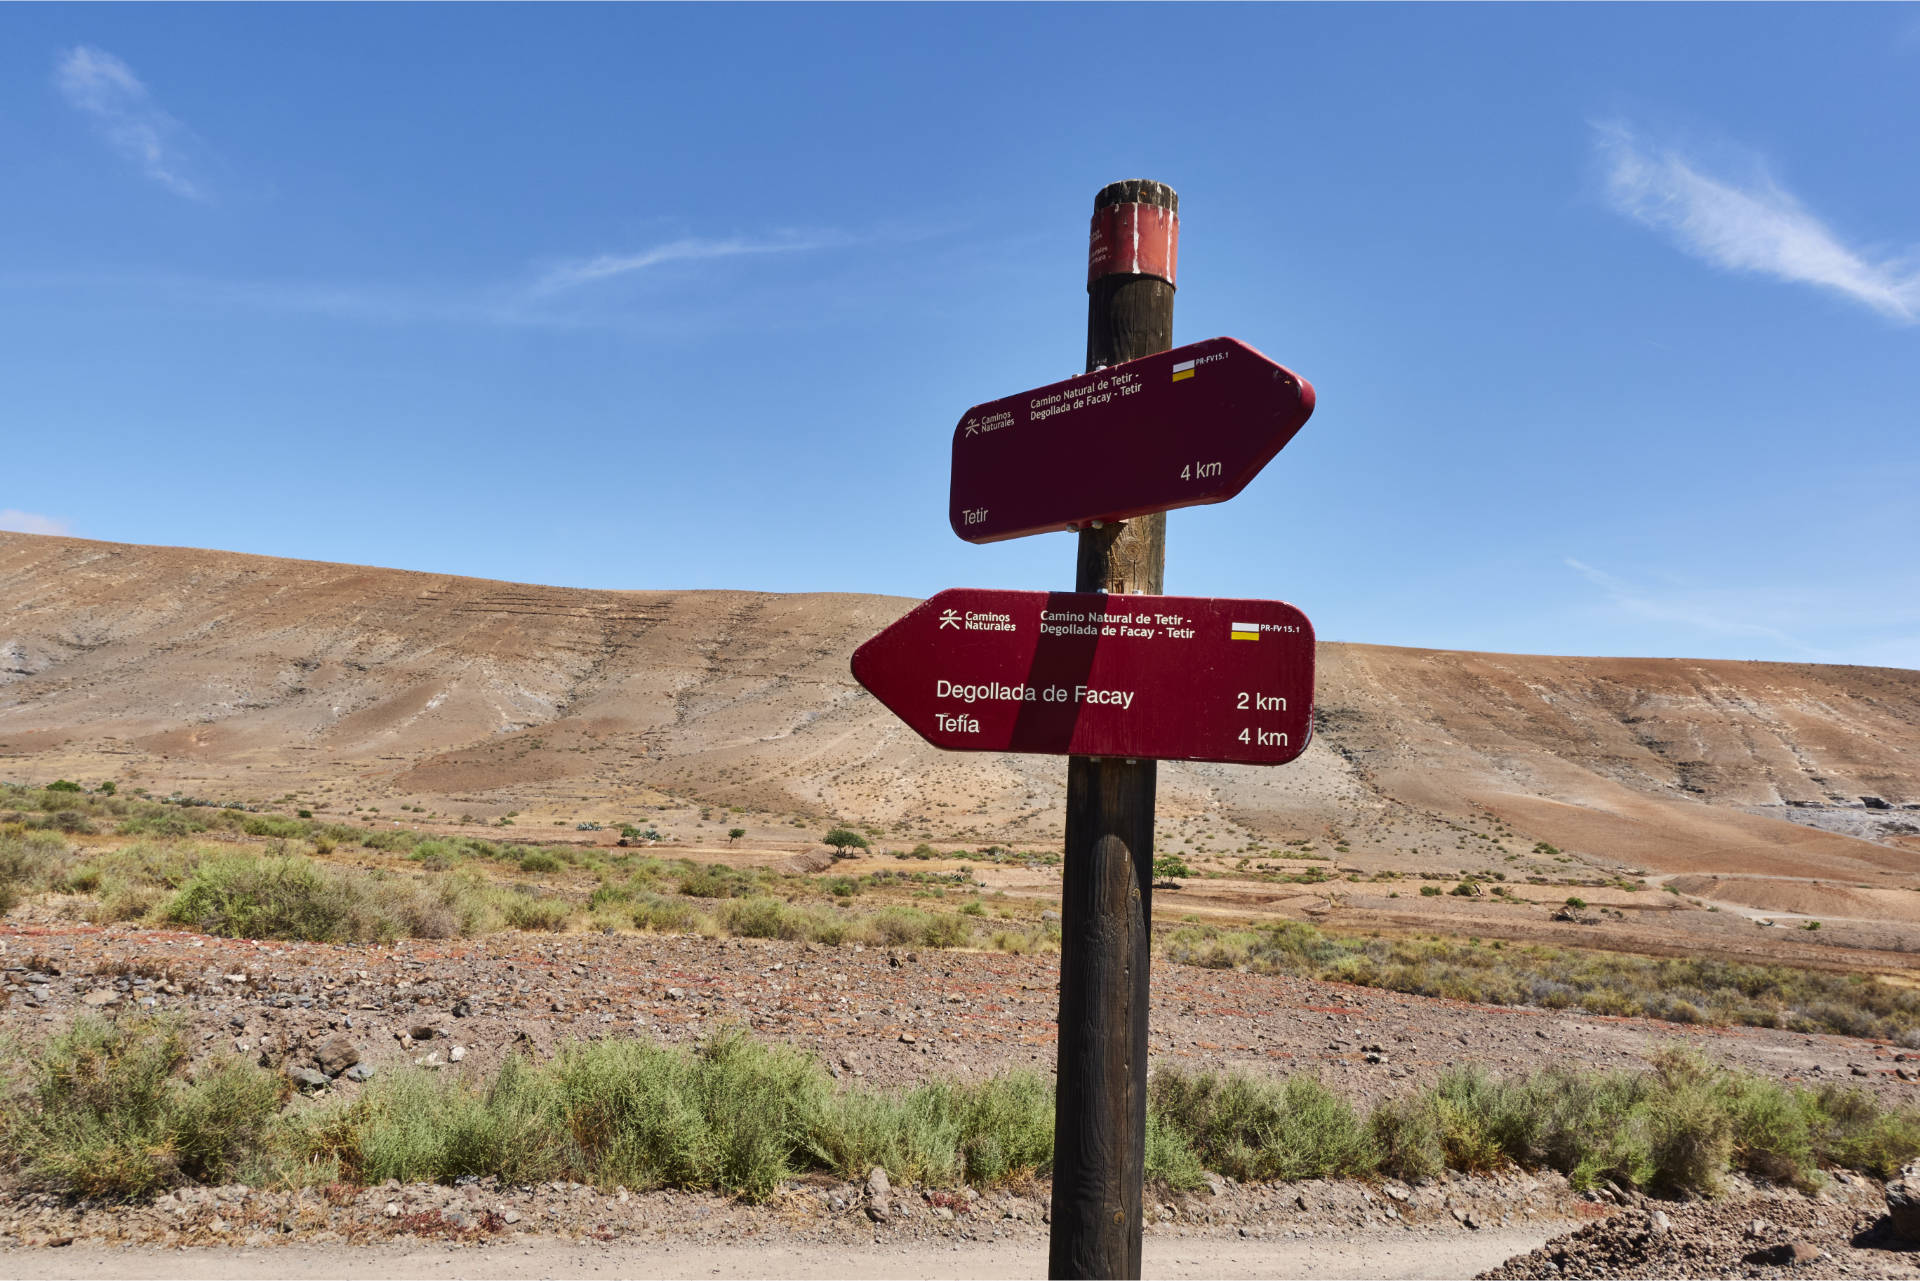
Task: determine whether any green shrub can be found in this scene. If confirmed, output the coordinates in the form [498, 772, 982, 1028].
[1144, 1107, 1208, 1190]
[679, 865, 748, 898]
[519, 851, 563, 874]
[1807, 1084, 1920, 1178]
[630, 894, 701, 934]
[240, 816, 308, 840]
[0, 828, 74, 910]
[723, 897, 806, 941]
[303, 1052, 564, 1188]
[159, 852, 494, 943]
[10, 1017, 284, 1199]
[6, 1020, 1920, 1205]
[166, 856, 351, 942]
[1369, 1095, 1444, 1182]
[859, 906, 972, 949]
[498, 893, 574, 933]
[1420, 885, 1442, 897]
[1148, 1067, 1373, 1181]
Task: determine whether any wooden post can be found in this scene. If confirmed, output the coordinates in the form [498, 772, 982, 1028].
[1049, 178, 1177, 1281]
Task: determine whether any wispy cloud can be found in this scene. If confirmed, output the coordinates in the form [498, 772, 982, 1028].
[6, 225, 862, 331]
[1593, 121, 1920, 322]
[534, 234, 842, 293]
[0, 509, 73, 537]
[55, 46, 207, 200]
[1565, 558, 1825, 657]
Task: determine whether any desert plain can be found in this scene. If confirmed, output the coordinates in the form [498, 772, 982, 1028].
[2, 528, 1918, 1279]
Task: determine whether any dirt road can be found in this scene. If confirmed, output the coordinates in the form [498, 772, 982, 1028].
[0, 1226, 1567, 1280]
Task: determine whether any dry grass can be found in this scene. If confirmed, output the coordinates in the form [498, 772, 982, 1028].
[1164, 920, 1920, 1044]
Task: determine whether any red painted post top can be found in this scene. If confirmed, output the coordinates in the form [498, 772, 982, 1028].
[851, 589, 1314, 765]
[1088, 201, 1178, 287]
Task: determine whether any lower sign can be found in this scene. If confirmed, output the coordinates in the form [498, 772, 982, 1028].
[851, 589, 1313, 765]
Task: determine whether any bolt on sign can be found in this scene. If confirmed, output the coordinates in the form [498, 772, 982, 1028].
[948, 337, 1314, 544]
[851, 588, 1313, 766]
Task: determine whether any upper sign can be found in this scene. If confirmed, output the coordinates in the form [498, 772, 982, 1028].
[949, 337, 1314, 544]
[851, 588, 1313, 765]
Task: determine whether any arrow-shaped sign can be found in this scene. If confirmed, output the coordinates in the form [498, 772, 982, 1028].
[949, 337, 1314, 544]
[851, 588, 1314, 765]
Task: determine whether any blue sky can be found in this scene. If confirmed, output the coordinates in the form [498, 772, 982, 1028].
[3, 5, 1917, 668]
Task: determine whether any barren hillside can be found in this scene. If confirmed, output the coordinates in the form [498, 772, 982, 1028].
[3, 531, 1916, 902]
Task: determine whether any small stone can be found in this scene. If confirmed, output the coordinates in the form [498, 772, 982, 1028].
[285, 1064, 330, 1091]
[315, 1036, 360, 1077]
[409, 1025, 438, 1042]
[345, 1063, 375, 1083]
[451, 999, 473, 1018]
[1648, 1210, 1670, 1235]
[384, 1202, 401, 1218]
[449, 1046, 467, 1062]
[209, 1217, 229, 1233]
[899, 1032, 916, 1044]
[665, 988, 686, 1001]
[43, 1236, 74, 1248]
[1750, 1241, 1822, 1266]
[1748, 1218, 1772, 1239]
[80, 989, 120, 1007]
[866, 1167, 891, 1200]
[1886, 1160, 1920, 1242]
[500, 1210, 520, 1225]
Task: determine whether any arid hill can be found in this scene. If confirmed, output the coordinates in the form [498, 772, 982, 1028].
[3, 531, 1916, 901]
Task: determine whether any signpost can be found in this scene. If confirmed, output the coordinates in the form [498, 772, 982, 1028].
[949, 337, 1315, 543]
[850, 178, 1317, 1280]
[851, 588, 1313, 765]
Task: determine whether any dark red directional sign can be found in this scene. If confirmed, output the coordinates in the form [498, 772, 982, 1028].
[949, 337, 1314, 544]
[851, 589, 1313, 765]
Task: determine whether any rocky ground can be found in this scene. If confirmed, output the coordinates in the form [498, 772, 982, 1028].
[5, 919, 1917, 1104]
[7, 918, 1920, 1277]
[1483, 1177, 1920, 1279]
